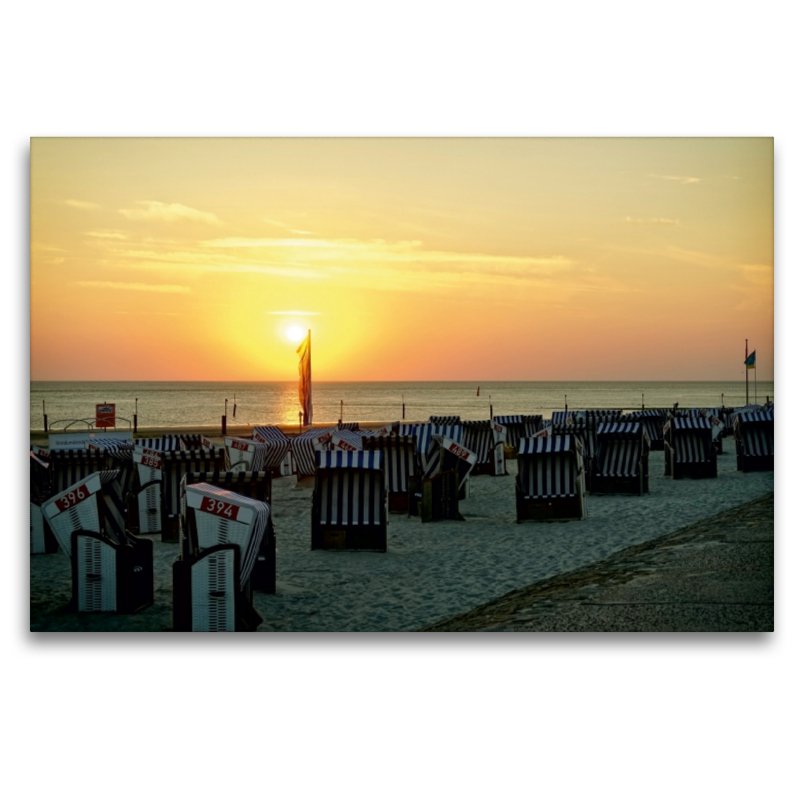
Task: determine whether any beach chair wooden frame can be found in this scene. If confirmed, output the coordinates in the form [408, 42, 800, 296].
[515, 435, 586, 521]
[183, 470, 276, 594]
[311, 451, 387, 551]
[734, 411, 774, 472]
[592, 422, 650, 495]
[42, 471, 154, 613]
[663, 417, 717, 479]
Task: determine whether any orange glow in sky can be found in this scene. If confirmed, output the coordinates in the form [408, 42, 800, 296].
[30, 138, 773, 381]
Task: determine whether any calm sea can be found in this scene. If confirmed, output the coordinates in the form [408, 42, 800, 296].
[29, 381, 774, 431]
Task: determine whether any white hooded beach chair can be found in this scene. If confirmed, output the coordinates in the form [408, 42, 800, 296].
[173, 482, 270, 631]
[311, 450, 386, 551]
[733, 410, 774, 472]
[663, 416, 717, 479]
[41, 471, 154, 613]
[182, 470, 276, 594]
[515, 435, 586, 521]
[592, 422, 650, 495]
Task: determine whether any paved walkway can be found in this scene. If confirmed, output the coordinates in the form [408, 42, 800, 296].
[424, 493, 774, 632]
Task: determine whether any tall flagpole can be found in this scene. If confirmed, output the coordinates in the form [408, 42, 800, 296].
[745, 339, 749, 405]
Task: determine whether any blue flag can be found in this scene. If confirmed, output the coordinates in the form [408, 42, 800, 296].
[744, 351, 756, 369]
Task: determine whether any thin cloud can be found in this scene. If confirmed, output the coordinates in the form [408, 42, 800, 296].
[648, 174, 701, 184]
[64, 199, 99, 210]
[75, 280, 190, 293]
[266, 310, 321, 315]
[119, 201, 221, 225]
[85, 230, 127, 239]
[624, 217, 680, 225]
[264, 217, 315, 235]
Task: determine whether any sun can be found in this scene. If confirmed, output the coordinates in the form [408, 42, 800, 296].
[284, 324, 306, 344]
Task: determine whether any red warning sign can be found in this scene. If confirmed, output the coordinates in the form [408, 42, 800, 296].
[96, 404, 116, 428]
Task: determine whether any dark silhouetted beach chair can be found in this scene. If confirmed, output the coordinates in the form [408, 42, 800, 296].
[182, 470, 276, 593]
[515, 435, 586, 521]
[417, 435, 477, 523]
[733, 410, 774, 472]
[173, 482, 270, 631]
[663, 416, 717, 479]
[592, 421, 650, 494]
[42, 470, 153, 613]
[311, 450, 387, 550]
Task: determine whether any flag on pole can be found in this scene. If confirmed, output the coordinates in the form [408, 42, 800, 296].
[297, 330, 312, 425]
[744, 351, 756, 369]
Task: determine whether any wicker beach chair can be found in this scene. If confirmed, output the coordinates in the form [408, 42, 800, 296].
[515, 435, 586, 521]
[173, 483, 270, 631]
[361, 433, 418, 513]
[182, 470, 276, 593]
[311, 450, 387, 550]
[591, 422, 650, 495]
[733, 410, 774, 472]
[663, 416, 717, 479]
[41, 471, 154, 613]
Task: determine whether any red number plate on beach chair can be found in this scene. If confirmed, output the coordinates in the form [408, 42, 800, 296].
[231, 440, 250, 451]
[55, 484, 90, 513]
[199, 496, 240, 521]
[448, 442, 470, 460]
[253, 431, 267, 444]
[141, 449, 162, 469]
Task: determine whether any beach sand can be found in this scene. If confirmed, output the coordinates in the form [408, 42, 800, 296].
[30, 444, 774, 632]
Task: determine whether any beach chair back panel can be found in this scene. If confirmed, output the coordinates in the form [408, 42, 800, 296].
[225, 437, 267, 473]
[50, 450, 107, 495]
[251, 426, 293, 469]
[463, 423, 494, 465]
[416, 424, 463, 477]
[330, 430, 364, 452]
[741, 426, 773, 457]
[673, 432, 711, 464]
[520, 453, 577, 498]
[185, 484, 269, 588]
[363, 435, 416, 492]
[43, 472, 104, 558]
[596, 439, 641, 477]
[316, 451, 384, 525]
[76, 535, 117, 612]
[191, 548, 236, 632]
[291, 428, 337, 477]
[134, 447, 164, 490]
[134, 436, 182, 451]
[162, 450, 225, 518]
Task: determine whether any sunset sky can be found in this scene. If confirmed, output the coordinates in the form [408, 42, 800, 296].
[30, 138, 773, 382]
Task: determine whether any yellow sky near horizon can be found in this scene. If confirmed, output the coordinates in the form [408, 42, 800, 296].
[30, 138, 774, 382]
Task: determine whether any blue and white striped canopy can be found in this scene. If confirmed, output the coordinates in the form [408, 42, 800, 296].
[518, 435, 574, 454]
[596, 422, 643, 436]
[735, 410, 774, 424]
[666, 417, 712, 431]
[316, 451, 384, 470]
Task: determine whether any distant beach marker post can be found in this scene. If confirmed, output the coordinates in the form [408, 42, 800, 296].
[42, 399, 47, 432]
[222, 398, 227, 435]
[134, 397, 138, 433]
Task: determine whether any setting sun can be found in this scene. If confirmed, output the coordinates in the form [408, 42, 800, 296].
[284, 324, 306, 344]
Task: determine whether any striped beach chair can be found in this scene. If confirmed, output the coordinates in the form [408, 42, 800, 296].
[134, 435, 182, 451]
[252, 425, 292, 475]
[550, 417, 596, 492]
[592, 422, 650, 495]
[663, 416, 717, 479]
[130, 447, 226, 541]
[173, 483, 270, 631]
[429, 415, 462, 425]
[733, 410, 774, 472]
[463, 420, 507, 476]
[361, 433, 417, 513]
[629, 410, 667, 451]
[515, 435, 586, 521]
[311, 450, 387, 551]
[291, 427, 339, 480]
[41, 470, 154, 613]
[182, 470, 276, 593]
[492, 415, 542, 454]
[421, 436, 477, 522]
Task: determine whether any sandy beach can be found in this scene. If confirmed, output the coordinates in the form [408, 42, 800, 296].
[30, 441, 774, 632]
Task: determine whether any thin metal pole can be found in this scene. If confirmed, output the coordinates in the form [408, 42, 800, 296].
[745, 339, 749, 405]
